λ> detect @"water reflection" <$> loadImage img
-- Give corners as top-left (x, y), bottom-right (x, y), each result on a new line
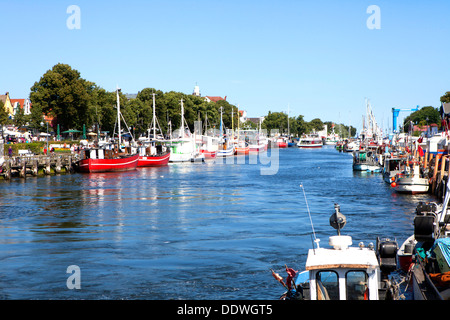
top-left (0, 148), bottom-right (441, 299)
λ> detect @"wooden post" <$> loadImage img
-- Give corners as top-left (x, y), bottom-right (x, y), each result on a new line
top-left (55, 156), bottom-right (61, 173)
top-left (424, 151), bottom-right (428, 168)
top-left (432, 154), bottom-right (441, 193)
top-left (4, 159), bottom-right (11, 180)
top-left (44, 157), bottom-right (51, 175)
top-left (19, 161), bottom-right (26, 179)
top-left (32, 159), bottom-right (38, 176)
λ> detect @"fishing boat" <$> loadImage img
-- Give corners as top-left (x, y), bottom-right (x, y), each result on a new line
top-left (200, 135), bottom-right (218, 159)
top-left (137, 143), bottom-right (170, 167)
top-left (76, 88), bottom-right (139, 173)
top-left (234, 140), bottom-right (249, 155)
top-left (297, 134), bottom-right (323, 148)
top-left (78, 147), bottom-right (139, 173)
top-left (343, 140), bottom-right (360, 152)
top-left (137, 92), bottom-right (170, 167)
top-left (200, 112), bottom-right (218, 159)
top-left (391, 165), bottom-right (429, 194)
top-left (382, 156), bottom-right (404, 183)
top-left (168, 99), bottom-right (205, 163)
top-left (216, 107), bottom-right (235, 157)
top-left (401, 192), bottom-right (450, 300)
top-left (352, 150), bottom-right (382, 172)
top-left (272, 203), bottom-right (400, 300)
top-left (276, 137), bottom-right (287, 148)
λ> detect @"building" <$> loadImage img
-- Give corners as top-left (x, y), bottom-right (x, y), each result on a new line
top-left (10, 98), bottom-right (32, 116)
top-left (204, 96), bottom-right (227, 103)
top-left (191, 84), bottom-right (227, 103)
top-left (0, 92), bottom-right (14, 118)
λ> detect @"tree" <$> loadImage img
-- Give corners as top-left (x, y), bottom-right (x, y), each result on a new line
top-left (308, 118), bottom-right (324, 132)
top-left (440, 91), bottom-right (450, 103)
top-left (30, 63), bottom-right (95, 131)
top-left (0, 100), bottom-right (9, 126)
top-left (403, 106), bottom-right (440, 132)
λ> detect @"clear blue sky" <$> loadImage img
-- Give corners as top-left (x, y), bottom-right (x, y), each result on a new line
top-left (2, 0), bottom-right (449, 132)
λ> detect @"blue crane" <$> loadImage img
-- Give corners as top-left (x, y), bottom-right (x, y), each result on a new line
top-left (392, 106), bottom-right (419, 133)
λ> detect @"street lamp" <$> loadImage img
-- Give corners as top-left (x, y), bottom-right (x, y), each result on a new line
top-left (40, 121), bottom-right (49, 155)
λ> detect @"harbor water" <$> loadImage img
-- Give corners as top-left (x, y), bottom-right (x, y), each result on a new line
top-left (0, 146), bottom-right (436, 299)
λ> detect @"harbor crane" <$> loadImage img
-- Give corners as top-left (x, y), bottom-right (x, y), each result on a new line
top-left (392, 106), bottom-right (419, 133)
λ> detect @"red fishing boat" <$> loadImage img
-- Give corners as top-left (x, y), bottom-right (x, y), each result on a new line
top-left (276, 138), bottom-right (287, 148)
top-left (77, 148), bottom-right (139, 173)
top-left (200, 149), bottom-right (217, 159)
top-left (77, 87), bottom-right (139, 173)
top-left (137, 144), bottom-right (170, 167)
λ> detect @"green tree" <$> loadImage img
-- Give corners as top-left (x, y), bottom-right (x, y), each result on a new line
top-left (308, 118), bottom-right (324, 132)
top-left (403, 106), bottom-right (440, 132)
top-left (0, 100), bottom-right (9, 126)
top-left (440, 91), bottom-right (450, 103)
top-left (30, 63), bottom-right (95, 132)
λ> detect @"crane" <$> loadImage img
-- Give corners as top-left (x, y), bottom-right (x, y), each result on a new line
top-left (392, 106), bottom-right (419, 133)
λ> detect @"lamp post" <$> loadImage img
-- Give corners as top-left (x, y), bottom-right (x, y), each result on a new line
top-left (40, 121), bottom-right (49, 155)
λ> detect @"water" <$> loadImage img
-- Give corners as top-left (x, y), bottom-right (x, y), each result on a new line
top-left (0, 147), bottom-right (436, 299)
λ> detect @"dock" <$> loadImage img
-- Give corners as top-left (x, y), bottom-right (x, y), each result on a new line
top-left (0, 154), bottom-right (77, 180)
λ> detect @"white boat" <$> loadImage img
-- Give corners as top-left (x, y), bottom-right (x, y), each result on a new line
top-left (343, 140), bottom-right (360, 152)
top-left (392, 165), bottom-right (429, 194)
top-left (382, 157), bottom-right (404, 183)
top-left (352, 150), bottom-right (382, 172)
top-left (168, 99), bottom-right (204, 163)
top-left (273, 203), bottom-right (399, 300)
top-left (297, 134), bottom-right (323, 148)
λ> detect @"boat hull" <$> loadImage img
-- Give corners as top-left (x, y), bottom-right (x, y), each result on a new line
top-left (297, 144), bottom-right (323, 148)
top-left (137, 152), bottom-right (170, 167)
top-left (353, 164), bottom-right (382, 172)
top-left (200, 150), bottom-right (217, 159)
top-left (78, 154), bottom-right (139, 173)
top-left (217, 147), bottom-right (235, 157)
top-left (235, 147), bottom-right (249, 155)
top-left (394, 177), bottom-right (429, 194)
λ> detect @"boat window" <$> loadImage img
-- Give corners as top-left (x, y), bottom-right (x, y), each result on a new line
top-left (316, 271), bottom-right (339, 300)
top-left (346, 271), bottom-right (368, 300)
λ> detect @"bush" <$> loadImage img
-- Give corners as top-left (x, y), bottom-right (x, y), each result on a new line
top-left (3, 140), bottom-right (76, 155)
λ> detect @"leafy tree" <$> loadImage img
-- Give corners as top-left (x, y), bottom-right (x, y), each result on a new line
top-left (0, 100), bottom-right (9, 126)
top-left (440, 91), bottom-right (450, 103)
top-left (403, 106), bottom-right (440, 132)
top-left (30, 63), bottom-right (95, 132)
top-left (309, 118), bottom-right (324, 132)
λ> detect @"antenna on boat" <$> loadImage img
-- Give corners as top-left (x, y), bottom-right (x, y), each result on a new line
top-left (300, 183), bottom-right (319, 249)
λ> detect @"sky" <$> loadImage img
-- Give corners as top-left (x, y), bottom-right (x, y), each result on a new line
top-left (1, 0), bottom-right (449, 133)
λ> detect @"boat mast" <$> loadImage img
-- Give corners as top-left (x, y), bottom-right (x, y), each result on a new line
top-left (152, 93), bottom-right (157, 140)
top-left (116, 87), bottom-right (121, 146)
top-left (219, 106), bottom-right (223, 138)
top-left (180, 98), bottom-right (184, 138)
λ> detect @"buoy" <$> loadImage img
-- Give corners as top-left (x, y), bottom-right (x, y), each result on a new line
top-left (391, 182), bottom-right (397, 188)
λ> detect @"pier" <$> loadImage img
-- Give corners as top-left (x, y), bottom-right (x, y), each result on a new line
top-left (0, 154), bottom-right (76, 180)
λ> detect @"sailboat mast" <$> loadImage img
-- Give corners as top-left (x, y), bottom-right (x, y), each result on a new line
top-left (116, 87), bottom-right (121, 145)
top-left (219, 106), bottom-right (223, 138)
top-left (180, 98), bottom-right (184, 138)
top-left (152, 93), bottom-right (157, 140)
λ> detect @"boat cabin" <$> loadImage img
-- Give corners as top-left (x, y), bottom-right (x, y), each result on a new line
top-left (285, 204), bottom-right (399, 300)
top-left (297, 236), bottom-right (384, 300)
